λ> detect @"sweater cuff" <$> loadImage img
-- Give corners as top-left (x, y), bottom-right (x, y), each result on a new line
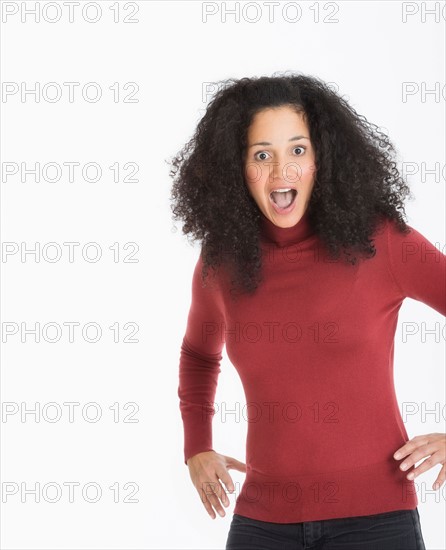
top-left (182, 415), bottom-right (214, 465)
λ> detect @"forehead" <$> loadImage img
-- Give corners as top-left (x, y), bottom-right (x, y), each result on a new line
top-left (248, 106), bottom-right (308, 133)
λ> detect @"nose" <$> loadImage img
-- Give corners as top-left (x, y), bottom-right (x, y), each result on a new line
top-left (270, 158), bottom-right (302, 186)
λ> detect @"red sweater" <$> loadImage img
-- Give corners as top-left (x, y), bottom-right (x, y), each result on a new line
top-left (178, 209), bottom-right (446, 523)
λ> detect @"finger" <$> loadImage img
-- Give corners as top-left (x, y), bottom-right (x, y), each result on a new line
top-left (209, 485), bottom-right (228, 516)
top-left (433, 465), bottom-right (446, 490)
top-left (200, 491), bottom-right (217, 519)
top-left (203, 472), bottom-right (230, 508)
top-left (198, 483), bottom-right (219, 519)
top-left (199, 480), bottom-right (227, 518)
top-left (393, 435), bottom-right (428, 461)
top-left (398, 442), bottom-right (439, 473)
top-left (211, 474), bottom-right (232, 509)
top-left (225, 457), bottom-right (247, 472)
top-left (404, 452), bottom-right (443, 480)
top-left (216, 466), bottom-right (235, 496)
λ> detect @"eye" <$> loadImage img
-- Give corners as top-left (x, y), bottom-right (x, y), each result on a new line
top-left (253, 151), bottom-right (269, 161)
top-left (253, 146), bottom-right (306, 161)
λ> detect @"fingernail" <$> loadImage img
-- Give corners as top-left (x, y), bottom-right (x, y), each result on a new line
top-left (394, 452), bottom-right (401, 459)
top-left (400, 463), bottom-right (408, 470)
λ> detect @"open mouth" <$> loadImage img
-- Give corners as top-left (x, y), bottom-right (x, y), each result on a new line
top-left (269, 189), bottom-right (298, 210)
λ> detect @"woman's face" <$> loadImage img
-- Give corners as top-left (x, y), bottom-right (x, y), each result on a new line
top-left (243, 105), bottom-right (317, 228)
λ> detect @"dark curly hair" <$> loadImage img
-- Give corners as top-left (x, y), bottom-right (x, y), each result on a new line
top-left (167, 71), bottom-right (413, 300)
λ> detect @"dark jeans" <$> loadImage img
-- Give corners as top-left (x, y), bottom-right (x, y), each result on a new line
top-left (225, 508), bottom-right (426, 550)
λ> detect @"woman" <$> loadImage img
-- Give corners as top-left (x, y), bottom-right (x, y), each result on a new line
top-left (169, 73), bottom-right (445, 549)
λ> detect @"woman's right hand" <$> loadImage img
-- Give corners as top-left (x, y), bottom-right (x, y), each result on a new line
top-left (186, 450), bottom-right (246, 519)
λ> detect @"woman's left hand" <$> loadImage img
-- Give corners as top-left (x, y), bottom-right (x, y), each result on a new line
top-left (393, 433), bottom-right (446, 490)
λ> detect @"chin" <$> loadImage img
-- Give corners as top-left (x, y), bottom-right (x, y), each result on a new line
top-left (263, 204), bottom-right (306, 228)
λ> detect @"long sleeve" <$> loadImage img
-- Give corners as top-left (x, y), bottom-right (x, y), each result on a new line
top-left (174, 214), bottom-right (444, 522)
top-left (385, 219), bottom-right (446, 316)
top-left (178, 251), bottom-right (226, 465)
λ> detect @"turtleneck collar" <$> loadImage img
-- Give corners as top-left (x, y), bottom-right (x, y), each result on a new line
top-left (259, 208), bottom-right (316, 247)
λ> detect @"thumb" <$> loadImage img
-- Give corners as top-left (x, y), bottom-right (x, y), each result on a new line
top-left (225, 456), bottom-right (247, 473)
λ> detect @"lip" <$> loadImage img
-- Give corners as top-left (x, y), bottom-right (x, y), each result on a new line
top-left (268, 188), bottom-right (298, 215)
top-left (269, 186), bottom-right (297, 194)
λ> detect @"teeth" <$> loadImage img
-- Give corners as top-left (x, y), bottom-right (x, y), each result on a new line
top-left (273, 188), bottom-right (292, 193)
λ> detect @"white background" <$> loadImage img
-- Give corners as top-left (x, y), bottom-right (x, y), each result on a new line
top-left (1, 0), bottom-right (445, 548)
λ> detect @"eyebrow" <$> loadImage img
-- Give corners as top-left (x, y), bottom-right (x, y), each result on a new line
top-left (248, 135), bottom-right (310, 148)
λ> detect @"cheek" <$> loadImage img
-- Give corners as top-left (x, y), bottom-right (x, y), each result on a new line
top-left (301, 162), bottom-right (317, 183)
top-left (244, 163), bottom-right (263, 186)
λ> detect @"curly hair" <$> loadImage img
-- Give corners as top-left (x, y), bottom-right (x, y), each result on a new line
top-left (168, 72), bottom-right (413, 300)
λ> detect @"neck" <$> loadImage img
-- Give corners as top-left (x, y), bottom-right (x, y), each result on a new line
top-left (259, 208), bottom-right (315, 247)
